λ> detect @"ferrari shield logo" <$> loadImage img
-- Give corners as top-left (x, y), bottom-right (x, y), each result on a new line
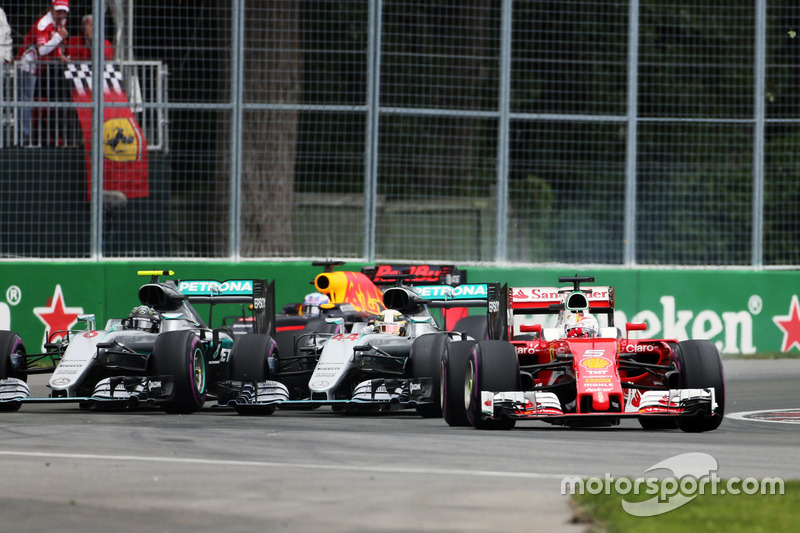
top-left (103, 117), bottom-right (142, 162)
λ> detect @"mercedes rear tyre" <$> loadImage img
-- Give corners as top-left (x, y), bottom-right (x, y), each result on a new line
top-left (453, 315), bottom-right (489, 340)
top-left (441, 340), bottom-right (476, 426)
top-left (466, 340), bottom-right (519, 430)
top-left (229, 333), bottom-right (274, 382)
top-left (229, 334), bottom-right (277, 415)
top-left (152, 330), bottom-right (207, 414)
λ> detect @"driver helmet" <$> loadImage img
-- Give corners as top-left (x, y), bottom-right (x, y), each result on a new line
top-left (125, 305), bottom-right (161, 333)
top-left (302, 292), bottom-right (329, 317)
top-left (564, 312), bottom-right (599, 338)
top-left (374, 309), bottom-right (407, 335)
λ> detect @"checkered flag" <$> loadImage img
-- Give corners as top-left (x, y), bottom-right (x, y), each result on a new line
top-left (64, 63), bottom-right (124, 97)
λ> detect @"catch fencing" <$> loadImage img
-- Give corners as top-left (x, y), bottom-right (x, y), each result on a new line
top-left (0, 0), bottom-right (797, 267)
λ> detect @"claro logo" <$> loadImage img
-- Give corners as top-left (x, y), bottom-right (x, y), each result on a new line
top-left (618, 295), bottom-right (755, 355)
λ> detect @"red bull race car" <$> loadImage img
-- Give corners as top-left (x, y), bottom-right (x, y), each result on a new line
top-left (441, 275), bottom-right (725, 432)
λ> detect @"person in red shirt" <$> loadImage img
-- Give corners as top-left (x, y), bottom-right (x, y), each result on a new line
top-left (65, 14), bottom-right (114, 62)
top-left (17, 0), bottom-right (71, 146)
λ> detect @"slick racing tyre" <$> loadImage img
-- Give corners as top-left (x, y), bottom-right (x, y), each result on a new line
top-left (229, 334), bottom-right (275, 382)
top-left (0, 331), bottom-right (27, 412)
top-left (673, 340), bottom-right (725, 433)
top-left (453, 315), bottom-right (489, 340)
top-left (152, 330), bottom-right (207, 414)
top-left (441, 340), bottom-right (476, 427)
top-left (466, 340), bottom-right (519, 430)
top-left (229, 334), bottom-right (277, 415)
top-left (638, 417), bottom-right (678, 430)
top-left (409, 333), bottom-right (450, 418)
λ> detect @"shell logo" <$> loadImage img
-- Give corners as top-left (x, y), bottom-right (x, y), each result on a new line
top-left (581, 357), bottom-right (611, 369)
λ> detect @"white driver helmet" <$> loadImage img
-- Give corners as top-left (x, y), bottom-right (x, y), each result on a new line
top-left (375, 309), bottom-right (407, 335)
top-left (565, 312), bottom-right (599, 338)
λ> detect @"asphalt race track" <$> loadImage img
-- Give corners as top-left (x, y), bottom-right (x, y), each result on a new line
top-left (0, 359), bottom-right (797, 533)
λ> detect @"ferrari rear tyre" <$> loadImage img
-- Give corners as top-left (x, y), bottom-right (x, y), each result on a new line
top-left (0, 331), bottom-right (26, 412)
top-left (441, 340), bottom-right (476, 426)
top-left (673, 340), bottom-right (725, 433)
top-left (466, 340), bottom-right (518, 430)
top-left (153, 330), bottom-right (206, 414)
top-left (409, 333), bottom-right (450, 418)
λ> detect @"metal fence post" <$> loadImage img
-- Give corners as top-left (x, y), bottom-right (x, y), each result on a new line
top-left (752, 0), bottom-right (766, 268)
top-left (230, 0), bottom-right (244, 260)
top-left (624, 0), bottom-right (639, 267)
top-left (90, 0), bottom-right (106, 258)
top-left (364, 0), bottom-right (382, 261)
top-left (494, 0), bottom-right (512, 264)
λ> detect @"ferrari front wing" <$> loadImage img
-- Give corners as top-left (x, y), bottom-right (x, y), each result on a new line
top-left (480, 387), bottom-right (718, 424)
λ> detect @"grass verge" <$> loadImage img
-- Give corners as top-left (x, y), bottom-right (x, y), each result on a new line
top-left (571, 479), bottom-right (797, 533)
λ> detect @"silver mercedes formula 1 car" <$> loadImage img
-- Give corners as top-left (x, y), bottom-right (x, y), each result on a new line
top-left (219, 280), bottom-right (503, 416)
top-left (0, 270), bottom-right (275, 414)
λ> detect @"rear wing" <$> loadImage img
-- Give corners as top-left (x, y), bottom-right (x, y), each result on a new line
top-left (504, 285), bottom-right (615, 333)
top-left (383, 282), bottom-right (507, 341)
top-left (413, 283), bottom-right (491, 308)
top-left (362, 264), bottom-right (466, 286)
top-left (176, 278), bottom-right (276, 336)
top-left (507, 285), bottom-right (614, 313)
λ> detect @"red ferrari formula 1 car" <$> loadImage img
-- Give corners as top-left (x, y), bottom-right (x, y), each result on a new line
top-left (441, 275), bottom-right (724, 432)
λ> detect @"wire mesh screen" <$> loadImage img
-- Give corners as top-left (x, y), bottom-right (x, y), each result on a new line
top-left (0, 0), bottom-right (798, 267)
top-left (509, 120), bottom-right (627, 265)
top-left (766, 1), bottom-right (800, 266)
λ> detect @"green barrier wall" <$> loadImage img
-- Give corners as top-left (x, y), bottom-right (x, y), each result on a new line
top-left (1, 261), bottom-right (798, 356)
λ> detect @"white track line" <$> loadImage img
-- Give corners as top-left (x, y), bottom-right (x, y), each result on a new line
top-left (0, 449), bottom-right (575, 480)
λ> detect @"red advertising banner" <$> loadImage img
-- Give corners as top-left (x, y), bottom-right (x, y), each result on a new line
top-left (64, 63), bottom-right (149, 200)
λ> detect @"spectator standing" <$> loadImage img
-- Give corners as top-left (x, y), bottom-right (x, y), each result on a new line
top-left (66, 14), bottom-right (113, 61)
top-left (17, 0), bottom-right (70, 146)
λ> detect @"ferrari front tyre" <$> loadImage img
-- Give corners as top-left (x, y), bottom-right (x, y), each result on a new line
top-left (0, 331), bottom-right (27, 412)
top-left (152, 330), bottom-right (207, 414)
top-left (441, 340), bottom-right (476, 427)
top-left (409, 333), bottom-right (450, 418)
top-left (673, 340), bottom-right (725, 433)
top-left (638, 417), bottom-right (678, 430)
top-left (466, 340), bottom-right (519, 430)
